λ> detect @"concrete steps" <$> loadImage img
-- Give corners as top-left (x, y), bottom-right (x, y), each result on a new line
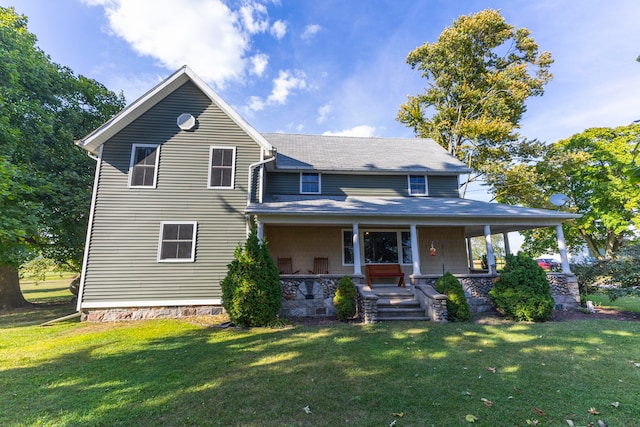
top-left (372, 285), bottom-right (429, 321)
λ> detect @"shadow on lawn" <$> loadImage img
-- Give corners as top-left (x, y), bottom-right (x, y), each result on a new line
top-left (2, 318), bottom-right (640, 426)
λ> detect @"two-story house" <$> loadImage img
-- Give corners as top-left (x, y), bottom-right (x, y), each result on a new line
top-left (75, 66), bottom-right (580, 321)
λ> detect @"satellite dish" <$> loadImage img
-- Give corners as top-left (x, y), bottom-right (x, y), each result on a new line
top-left (177, 113), bottom-right (196, 131)
top-left (549, 193), bottom-right (569, 207)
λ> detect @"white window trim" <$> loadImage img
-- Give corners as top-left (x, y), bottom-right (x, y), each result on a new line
top-left (346, 229), bottom-right (412, 266)
top-left (408, 174), bottom-right (428, 196)
top-left (208, 146), bottom-right (236, 189)
top-left (300, 172), bottom-right (321, 194)
top-left (128, 144), bottom-right (160, 188)
top-left (157, 221), bottom-right (198, 263)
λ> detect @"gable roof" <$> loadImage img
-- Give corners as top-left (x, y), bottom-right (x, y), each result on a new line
top-left (262, 133), bottom-right (471, 174)
top-left (76, 66), bottom-right (273, 155)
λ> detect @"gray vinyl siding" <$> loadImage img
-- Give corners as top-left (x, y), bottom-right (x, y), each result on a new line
top-left (266, 172), bottom-right (460, 198)
top-left (82, 81), bottom-right (261, 305)
top-left (428, 176), bottom-right (459, 197)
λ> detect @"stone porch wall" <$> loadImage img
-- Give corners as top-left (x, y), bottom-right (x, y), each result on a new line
top-left (82, 306), bottom-right (224, 322)
top-left (280, 274), bottom-right (365, 318)
top-left (411, 273), bottom-right (581, 313)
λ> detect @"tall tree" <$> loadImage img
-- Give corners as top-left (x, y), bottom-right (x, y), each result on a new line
top-left (397, 9), bottom-right (553, 196)
top-left (0, 7), bottom-right (125, 308)
top-left (486, 124), bottom-right (640, 259)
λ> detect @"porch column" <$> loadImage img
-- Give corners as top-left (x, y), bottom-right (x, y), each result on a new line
top-left (410, 224), bottom-right (421, 276)
top-left (503, 232), bottom-right (511, 256)
top-left (556, 224), bottom-right (572, 274)
top-left (484, 225), bottom-right (496, 275)
top-left (256, 220), bottom-right (264, 243)
top-left (466, 238), bottom-right (474, 270)
top-left (352, 223), bottom-right (362, 275)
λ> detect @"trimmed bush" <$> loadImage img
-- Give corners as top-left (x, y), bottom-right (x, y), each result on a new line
top-left (435, 272), bottom-right (470, 322)
top-left (489, 253), bottom-right (555, 322)
top-left (333, 275), bottom-right (357, 320)
top-left (220, 227), bottom-right (281, 327)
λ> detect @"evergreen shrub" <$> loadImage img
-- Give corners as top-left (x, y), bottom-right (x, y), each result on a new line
top-left (489, 253), bottom-right (555, 322)
top-left (435, 272), bottom-right (470, 321)
top-left (333, 275), bottom-right (356, 320)
top-left (220, 227), bottom-right (281, 327)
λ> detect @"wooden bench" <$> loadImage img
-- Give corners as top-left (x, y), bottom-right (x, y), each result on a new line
top-left (366, 264), bottom-right (406, 288)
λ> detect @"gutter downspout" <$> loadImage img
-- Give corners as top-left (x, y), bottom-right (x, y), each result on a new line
top-left (246, 149), bottom-right (276, 237)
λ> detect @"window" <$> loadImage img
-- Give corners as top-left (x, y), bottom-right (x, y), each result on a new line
top-left (158, 222), bottom-right (197, 262)
top-left (342, 230), bottom-right (354, 265)
top-left (129, 144), bottom-right (159, 187)
top-left (300, 172), bottom-right (321, 194)
top-left (208, 147), bottom-right (236, 189)
top-left (352, 230), bottom-right (412, 264)
top-left (408, 175), bottom-right (427, 196)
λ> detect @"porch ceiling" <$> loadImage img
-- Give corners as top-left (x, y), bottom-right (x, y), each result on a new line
top-left (246, 195), bottom-right (580, 237)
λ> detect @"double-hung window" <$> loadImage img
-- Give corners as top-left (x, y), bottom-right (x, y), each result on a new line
top-left (209, 146), bottom-right (236, 189)
top-left (158, 222), bottom-right (197, 262)
top-left (408, 175), bottom-right (428, 196)
top-left (129, 144), bottom-right (159, 188)
top-left (300, 172), bottom-right (321, 194)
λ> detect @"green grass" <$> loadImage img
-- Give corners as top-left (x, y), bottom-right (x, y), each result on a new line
top-left (2, 308), bottom-right (640, 426)
top-left (588, 293), bottom-right (640, 313)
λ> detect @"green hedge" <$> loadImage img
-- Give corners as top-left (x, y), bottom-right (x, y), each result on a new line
top-left (333, 275), bottom-right (356, 320)
top-left (489, 253), bottom-right (555, 322)
top-left (221, 227), bottom-right (281, 327)
top-left (435, 272), bottom-right (470, 322)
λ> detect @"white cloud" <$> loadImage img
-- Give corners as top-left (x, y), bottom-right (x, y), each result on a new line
top-left (317, 104), bottom-right (333, 124)
top-left (267, 69), bottom-right (307, 105)
top-left (323, 125), bottom-right (377, 137)
top-left (247, 95), bottom-right (265, 112)
top-left (239, 3), bottom-right (268, 34)
top-left (301, 23), bottom-right (322, 40)
top-left (83, 0), bottom-right (284, 88)
top-left (270, 20), bottom-right (287, 39)
top-left (250, 53), bottom-right (269, 76)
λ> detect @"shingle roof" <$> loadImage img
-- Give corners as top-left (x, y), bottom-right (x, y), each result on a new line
top-left (246, 195), bottom-right (580, 236)
top-left (262, 133), bottom-right (471, 174)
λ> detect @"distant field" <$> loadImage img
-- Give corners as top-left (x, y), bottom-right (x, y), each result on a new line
top-left (20, 272), bottom-right (77, 304)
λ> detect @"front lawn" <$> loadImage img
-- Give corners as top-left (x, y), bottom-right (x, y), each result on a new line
top-left (588, 293), bottom-right (640, 313)
top-left (1, 306), bottom-right (639, 426)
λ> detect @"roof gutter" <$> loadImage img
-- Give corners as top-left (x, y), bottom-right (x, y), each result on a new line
top-left (247, 149), bottom-right (277, 206)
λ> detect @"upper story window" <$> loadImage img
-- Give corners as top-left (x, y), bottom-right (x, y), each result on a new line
top-left (408, 175), bottom-right (428, 196)
top-left (209, 146), bottom-right (236, 189)
top-left (129, 144), bottom-right (159, 188)
top-left (158, 221), bottom-right (197, 262)
top-left (300, 172), bottom-right (321, 194)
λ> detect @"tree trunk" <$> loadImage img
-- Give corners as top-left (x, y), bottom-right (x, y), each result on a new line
top-left (0, 265), bottom-right (28, 309)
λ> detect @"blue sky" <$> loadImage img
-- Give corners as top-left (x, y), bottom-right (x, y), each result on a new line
top-left (10, 0), bottom-right (640, 144)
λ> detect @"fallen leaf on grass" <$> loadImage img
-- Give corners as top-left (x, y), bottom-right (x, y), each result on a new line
top-left (392, 412), bottom-right (404, 418)
top-left (481, 398), bottom-right (494, 407)
top-left (566, 420), bottom-right (575, 427)
top-left (389, 420), bottom-right (396, 427)
top-left (611, 401), bottom-right (619, 408)
top-left (534, 408), bottom-right (546, 416)
top-left (465, 414), bottom-right (478, 422)
top-left (526, 420), bottom-right (539, 425)
top-left (588, 407), bottom-right (600, 415)
top-left (485, 366), bottom-right (496, 373)
top-left (597, 420), bottom-right (606, 427)
top-left (461, 390), bottom-right (472, 396)
top-left (303, 405), bottom-right (312, 414)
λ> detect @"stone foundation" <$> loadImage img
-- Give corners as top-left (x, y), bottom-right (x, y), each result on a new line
top-left (82, 305), bottom-right (224, 322)
top-left (280, 274), bottom-right (364, 318)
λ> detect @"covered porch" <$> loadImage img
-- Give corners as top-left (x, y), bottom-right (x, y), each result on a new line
top-left (246, 195), bottom-right (582, 320)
